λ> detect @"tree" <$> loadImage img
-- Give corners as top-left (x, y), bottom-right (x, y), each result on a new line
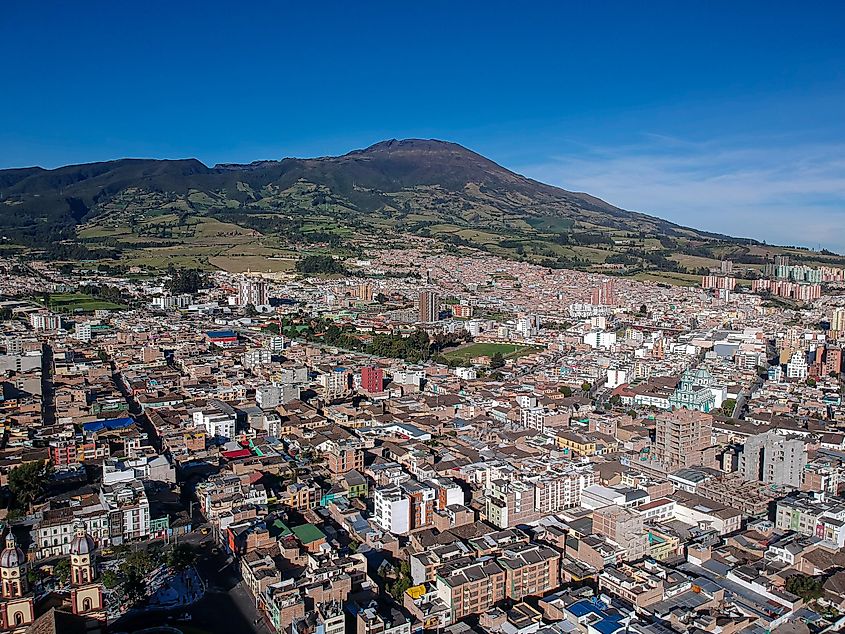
top-left (721, 398), bottom-right (737, 417)
top-left (785, 575), bottom-right (824, 601)
top-left (8, 460), bottom-right (53, 512)
top-left (490, 352), bottom-right (505, 369)
top-left (101, 570), bottom-right (120, 589)
top-left (123, 568), bottom-right (147, 604)
top-left (806, 377), bottom-right (817, 387)
top-left (245, 303), bottom-right (258, 317)
top-left (53, 558), bottom-right (70, 585)
top-left (638, 304), bottom-right (648, 315)
top-left (167, 543), bottom-right (196, 572)
top-left (386, 560), bottom-right (413, 601)
top-left (375, 292), bottom-right (387, 304)
top-left (581, 381), bottom-right (592, 392)
top-left (296, 255), bottom-right (345, 275)
top-left (165, 266), bottom-right (208, 294)
top-left (559, 386), bottom-right (573, 397)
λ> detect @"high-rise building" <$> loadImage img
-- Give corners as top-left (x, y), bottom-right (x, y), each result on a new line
top-left (590, 279), bottom-right (616, 306)
top-left (720, 259), bottom-right (734, 275)
top-left (418, 291), bottom-right (440, 323)
top-left (740, 431), bottom-right (807, 489)
top-left (831, 308), bottom-right (845, 335)
top-left (360, 366), bottom-right (384, 393)
top-left (701, 275), bottom-right (736, 291)
top-left (30, 312), bottom-right (60, 331)
top-left (238, 278), bottom-right (268, 307)
top-left (357, 283), bottom-right (374, 302)
top-left (653, 409), bottom-right (716, 471)
top-left (825, 346), bottom-right (842, 375)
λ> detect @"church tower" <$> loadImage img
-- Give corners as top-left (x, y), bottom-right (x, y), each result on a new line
top-left (69, 522), bottom-right (104, 618)
top-left (0, 531), bottom-right (34, 632)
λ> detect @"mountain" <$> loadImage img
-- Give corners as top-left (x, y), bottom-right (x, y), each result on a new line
top-left (0, 139), bottom-right (840, 272)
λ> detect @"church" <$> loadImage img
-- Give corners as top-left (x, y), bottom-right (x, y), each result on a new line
top-left (0, 522), bottom-right (105, 633)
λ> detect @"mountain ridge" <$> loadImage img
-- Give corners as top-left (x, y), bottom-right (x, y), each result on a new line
top-left (1, 138), bottom-right (840, 272)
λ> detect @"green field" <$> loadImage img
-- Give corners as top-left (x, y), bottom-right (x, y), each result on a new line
top-left (43, 293), bottom-right (125, 312)
top-left (443, 342), bottom-right (540, 364)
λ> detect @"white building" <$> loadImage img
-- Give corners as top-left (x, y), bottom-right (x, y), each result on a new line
top-left (73, 322), bottom-right (92, 342)
top-left (454, 367), bottom-right (477, 380)
top-left (30, 312), bottom-right (60, 331)
top-left (583, 330), bottom-right (617, 350)
top-left (606, 368), bottom-right (627, 389)
top-left (374, 485), bottom-right (411, 535)
top-left (786, 351), bottom-right (808, 380)
top-left (243, 348), bottom-right (272, 369)
top-left (192, 399), bottom-right (237, 440)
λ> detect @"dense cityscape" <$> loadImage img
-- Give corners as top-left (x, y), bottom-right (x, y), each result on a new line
top-left (0, 238), bottom-right (844, 634)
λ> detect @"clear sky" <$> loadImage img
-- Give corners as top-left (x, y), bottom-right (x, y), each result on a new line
top-left (3, 1), bottom-right (844, 250)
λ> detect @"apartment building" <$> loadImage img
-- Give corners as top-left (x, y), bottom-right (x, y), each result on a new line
top-left (100, 478), bottom-right (150, 544)
top-left (775, 493), bottom-right (845, 547)
top-left (374, 485), bottom-right (411, 535)
top-left (592, 505), bottom-right (648, 560)
top-left (740, 431), bottom-right (808, 489)
top-left (497, 542), bottom-right (561, 600)
top-left (435, 558), bottom-right (506, 621)
top-left (192, 399), bottom-right (237, 440)
top-left (654, 409), bottom-right (717, 471)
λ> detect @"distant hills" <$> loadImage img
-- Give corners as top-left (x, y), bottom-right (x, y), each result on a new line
top-left (1, 139), bottom-right (841, 273)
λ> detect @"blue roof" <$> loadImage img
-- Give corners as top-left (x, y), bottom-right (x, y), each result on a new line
top-left (594, 619), bottom-right (623, 634)
top-left (83, 417), bottom-right (134, 433)
top-left (568, 600), bottom-right (601, 618)
top-left (207, 330), bottom-right (237, 338)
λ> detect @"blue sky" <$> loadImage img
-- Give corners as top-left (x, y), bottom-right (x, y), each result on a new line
top-left (2, 1), bottom-right (844, 249)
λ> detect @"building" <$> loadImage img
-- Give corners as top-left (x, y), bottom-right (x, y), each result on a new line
top-left (418, 291), bottom-right (440, 323)
top-left (326, 441), bottom-right (364, 476)
top-left (29, 312), bottom-right (60, 331)
top-left (590, 279), bottom-right (616, 306)
top-left (668, 368), bottom-right (716, 412)
top-left (360, 366), bottom-right (384, 393)
top-left (244, 348), bottom-right (272, 369)
top-left (73, 322), bottom-right (92, 342)
top-left (653, 409), bottom-right (716, 471)
top-left (238, 278), bottom-right (268, 307)
top-left (786, 351), bottom-right (809, 380)
top-left (192, 399), bottom-right (237, 440)
top-left (0, 533), bottom-right (33, 632)
top-left (775, 493), bottom-right (845, 548)
top-left (740, 431), bottom-right (808, 489)
top-left (497, 542), bottom-right (561, 600)
top-left (435, 558), bottom-right (505, 621)
top-left (701, 275), bottom-right (736, 291)
top-left (68, 522), bottom-right (105, 620)
top-left (322, 367), bottom-right (352, 398)
top-left (100, 479), bottom-right (151, 544)
top-left (592, 505), bottom-right (648, 560)
top-left (358, 283), bottom-right (374, 302)
top-left (832, 307), bottom-right (845, 336)
top-left (374, 486), bottom-right (411, 535)
top-left (583, 330), bottom-right (617, 350)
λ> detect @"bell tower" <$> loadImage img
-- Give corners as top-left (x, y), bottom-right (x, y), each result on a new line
top-left (68, 522), bottom-right (104, 618)
top-left (0, 531), bottom-right (34, 632)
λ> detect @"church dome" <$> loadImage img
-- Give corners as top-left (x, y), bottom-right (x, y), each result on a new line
top-left (69, 522), bottom-right (95, 556)
top-left (0, 534), bottom-right (24, 569)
